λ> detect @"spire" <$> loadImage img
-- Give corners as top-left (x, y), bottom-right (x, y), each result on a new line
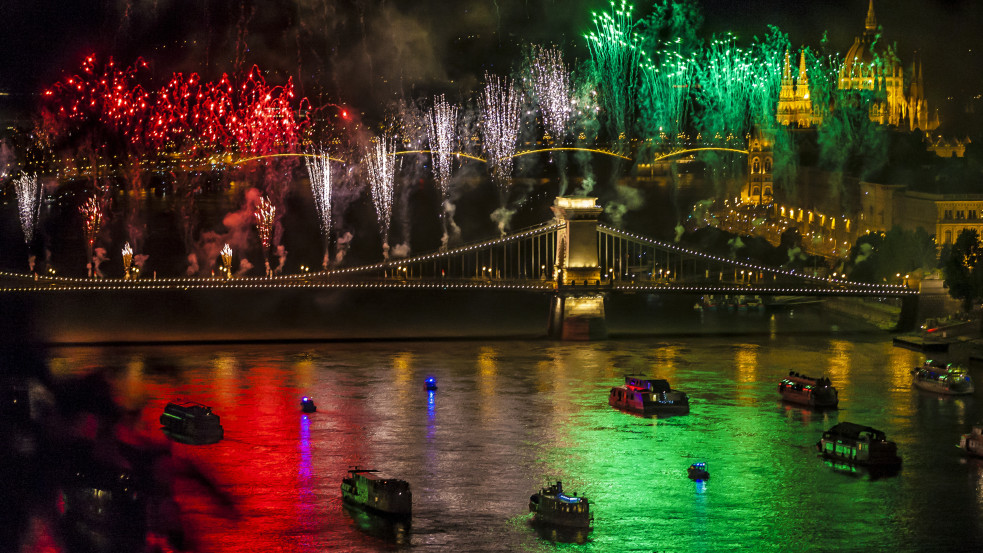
top-left (783, 49), bottom-right (792, 80)
top-left (865, 0), bottom-right (877, 32)
top-left (798, 51), bottom-right (809, 85)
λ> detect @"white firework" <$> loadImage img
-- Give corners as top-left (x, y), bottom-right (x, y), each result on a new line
top-left (304, 150), bottom-right (332, 240)
top-left (480, 72), bottom-right (523, 199)
top-left (14, 174), bottom-right (41, 243)
top-left (365, 133), bottom-right (400, 257)
top-left (531, 45), bottom-right (572, 141)
top-left (427, 95), bottom-right (458, 199)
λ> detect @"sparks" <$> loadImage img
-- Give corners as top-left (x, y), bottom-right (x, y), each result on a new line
top-left (480, 73), bottom-right (523, 200)
top-left (13, 174), bottom-right (41, 244)
top-left (365, 133), bottom-right (400, 259)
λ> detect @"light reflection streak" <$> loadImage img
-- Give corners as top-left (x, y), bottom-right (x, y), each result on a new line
top-left (735, 344), bottom-right (758, 384)
top-left (826, 340), bottom-right (853, 394)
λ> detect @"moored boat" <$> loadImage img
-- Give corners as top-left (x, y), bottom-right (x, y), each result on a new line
top-left (911, 360), bottom-right (974, 395)
top-left (341, 468), bottom-right (412, 518)
top-left (529, 481), bottom-right (592, 529)
top-left (609, 375), bottom-right (689, 416)
top-left (159, 401), bottom-right (224, 445)
top-left (959, 426), bottom-right (983, 457)
top-left (817, 422), bottom-right (901, 467)
top-left (778, 371), bottom-right (838, 408)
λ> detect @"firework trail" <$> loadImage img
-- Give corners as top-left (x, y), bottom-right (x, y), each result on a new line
top-left (14, 174), bottom-right (41, 244)
top-left (221, 243), bottom-right (233, 278)
top-left (637, 41), bottom-right (696, 146)
top-left (584, 0), bottom-right (641, 146)
top-left (480, 73), bottom-right (523, 202)
top-left (365, 133), bottom-right (400, 259)
top-left (427, 95), bottom-right (458, 200)
top-left (304, 150), bottom-right (333, 267)
top-left (530, 45), bottom-right (572, 142)
top-left (80, 196), bottom-right (104, 277)
top-left (122, 242), bottom-right (133, 279)
top-left (254, 196), bottom-right (276, 252)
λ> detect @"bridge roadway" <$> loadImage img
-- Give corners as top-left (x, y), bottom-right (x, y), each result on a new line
top-left (0, 271), bottom-right (918, 298)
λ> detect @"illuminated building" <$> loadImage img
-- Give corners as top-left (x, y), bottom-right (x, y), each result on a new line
top-left (776, 50), bottom-right (820, 128)
top-left (742, 129), bottom-right (773, 206)
top-left (859, 182), bottom-right (983, 249)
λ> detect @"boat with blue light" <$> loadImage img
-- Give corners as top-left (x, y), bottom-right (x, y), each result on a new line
top-left (424, 377), bottom-right (437, 391)
top-left (529, 481), bottom-right (592, 529)
top-left (817, 422), bottom-right (901, 468)
top-left (778, 371), bottom-right (838, 408)
top-left (912, 360), bottom-right (974, 395)
top-left (609, 375), bottom-right (689, 415)
top-left (159, 401), bottom-right (224, 445)
top-left (301, 396), bottom-right (317, 413)
top-left (341, 467), bottom-right (412, 519)
top-left (688, 462), bottom-right (710, 481)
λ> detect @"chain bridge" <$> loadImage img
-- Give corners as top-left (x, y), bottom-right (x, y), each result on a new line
top-left (1, 196), bottom-right (916, 340)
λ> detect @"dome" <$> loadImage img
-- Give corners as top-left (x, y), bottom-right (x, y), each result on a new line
top-left (840, 0), bottom-right (896, 79)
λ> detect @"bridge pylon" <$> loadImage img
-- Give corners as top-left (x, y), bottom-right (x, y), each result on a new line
top-left (548, 196), bottom-right (607, 340)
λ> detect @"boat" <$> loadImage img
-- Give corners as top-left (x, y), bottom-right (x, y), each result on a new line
top-left (159, 401), bottom-right (224, 445)
top-left (816, 422), bottom-right (901, 467)
top-left (778, 371), bottom-right (839, 408)
top-left (341, 468), bottom-right (412, 519)
top-left (300, 396), bottom-right (317, 413)
top-left (424, 376), bottom-right (437, 391)
top-left (609, 375), bottom-right (690, 415)
top-left (528, 481), bottom-right (592, 529)
top-left (911, 360), bottom-right (974, 395)
top-left (959, 426), bottom-right (983, 457)
top-left (687, 462), bottom-right (710, 481)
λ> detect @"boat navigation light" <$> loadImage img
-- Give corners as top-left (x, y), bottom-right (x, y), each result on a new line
top-left (425, 377), bottom-right (438, 391)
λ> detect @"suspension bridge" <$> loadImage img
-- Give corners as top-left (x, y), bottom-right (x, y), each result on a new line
top-left (0, 196), bottom-right (916, 340)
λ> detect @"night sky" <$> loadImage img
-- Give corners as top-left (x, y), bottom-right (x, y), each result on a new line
top-left (1, 0), bottom-right (980, 125)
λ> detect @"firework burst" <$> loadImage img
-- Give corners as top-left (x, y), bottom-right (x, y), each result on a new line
top-left (122, 242), bottom-right (133, 279)
top-left (365, 133), bottom-right (400, 258)
top-left (584, 0), bottom-right (641, 143)
top-left (427, 95), bottom-right (458, 200)
top-left (480, 73), bottom-right (523, 200)
top-left (221, 243), bottom-right (233, 278)
top-left (14, 174), bottom-right (41, 244)
top-left (254, 196), bottom-right (276, 252)
top-left (530, 45), bottom-right (572, 142)
top-left (304, 150), bottom-right (333, 240)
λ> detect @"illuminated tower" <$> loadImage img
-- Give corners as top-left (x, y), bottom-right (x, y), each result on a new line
top-left (548, 196), bottom-right (606, 340)
top-left (777, 50), bottom-right (819, 128)
top-left (742, 130), bottom-right (774, 206)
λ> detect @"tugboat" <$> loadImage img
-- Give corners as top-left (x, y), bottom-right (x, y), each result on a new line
top-left (159, 401), bottom-right (224, 445)
top-left (817, 422), bottom-right (901, 467)
top-left (912, 360), bottom-right (974, 395)
top-left (341, 468), bottom-right (412, 519)
top-left (687, 462), bottom-right (710, 481)
top-left (778, 371), bottom-right (839, 408)
top-left (609, 375), bottom-right (689, 415)
top-left (959, 426), bottom-right (983, 457)
top-left (529, 481), bottom-right (592, 529)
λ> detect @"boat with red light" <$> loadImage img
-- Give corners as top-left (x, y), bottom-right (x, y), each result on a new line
top-left (778, 371), bottom-right (838, 408)
top-left (609, 375), bottom-right (689, 415)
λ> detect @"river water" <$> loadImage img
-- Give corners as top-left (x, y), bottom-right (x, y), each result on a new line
top-left (37, 308), bottom-right (983, 553)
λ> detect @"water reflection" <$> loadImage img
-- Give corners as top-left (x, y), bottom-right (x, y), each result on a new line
top-left (342, 504), bottom-right (411, 545)
top-left (529, 519), bottom-right (590, 545)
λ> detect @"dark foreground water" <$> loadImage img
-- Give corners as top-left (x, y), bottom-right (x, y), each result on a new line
top-left (29, 310), bottom-right (983, 552)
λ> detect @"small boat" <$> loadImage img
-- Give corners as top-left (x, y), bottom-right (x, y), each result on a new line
top-left (424, 377), bottom-right (437, 391)
top-left (160, 401), bottom-right (224, 445)
top-left (959, 426), bottom-right (983, 457)
top-left (816, 422), bottom-right (901, 467)
top-left (341, 468), bottom-right (411, 519)
top-left (778, 371), bottom-right (838, 408)
top-left (609, 375), bottom-right (689, 415)
top-left (687, 462), bottom-right (710, 481)
top-left (529, 481), bottom-right (592, 529)
top-left (912, 360), bottom-right (974, 395)
top-left (301, 396), bottom-right (317, 413)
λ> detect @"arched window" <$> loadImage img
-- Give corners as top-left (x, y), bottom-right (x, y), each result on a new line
top-left (752, 158), bottom-right (761, 173)
top-left (752, 187), bottom-right (760, 197)
top-left (763, 186), bottom-right (772, 196)
top-left (764, 158), bottom-right (773, 172)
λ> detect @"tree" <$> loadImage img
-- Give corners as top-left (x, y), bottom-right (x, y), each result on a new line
top-left (940, 229), bottom-right (983, 312)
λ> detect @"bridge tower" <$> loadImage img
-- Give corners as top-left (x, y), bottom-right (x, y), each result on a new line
top-left (548, 196), bottom-right (607, 340)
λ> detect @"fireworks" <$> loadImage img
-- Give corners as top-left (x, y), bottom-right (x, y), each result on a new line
top-left (480, 73), bottom-right (523, 199)
top-left (221, 243), bottom-right (233, 278)
top-left (80, 196), bottom-right (104, 249)
top-left (584, 0), bottom-right (641, 142)
top-left (305, 150), bottom-right (333, 240)
top-left (427, 95), bottom-right (458, 200)
top-left (14, 174), bottom-right (41, 243)
top-left (254, 196), bottom-right (276, 252)
top-left (365, 133), bottom-right (400, 258)
top-left (122, 242), bottom-right (133, 278)
top-left (530, 45), bottom-right (572, 142)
